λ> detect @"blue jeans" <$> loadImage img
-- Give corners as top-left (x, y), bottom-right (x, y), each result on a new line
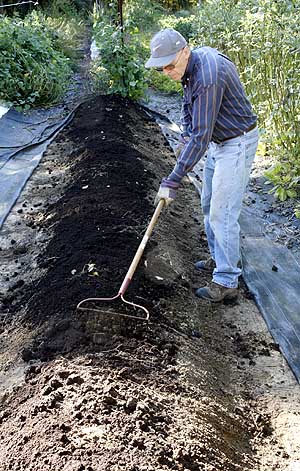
top-left (201, 127), bottom-right (259, 288)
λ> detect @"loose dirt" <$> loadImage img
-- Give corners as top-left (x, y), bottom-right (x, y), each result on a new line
top-left (0, 95), bottom-right (300, 471)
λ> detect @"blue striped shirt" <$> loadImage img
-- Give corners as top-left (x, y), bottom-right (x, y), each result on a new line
top-left (163, 47), bottom-right (257, 188)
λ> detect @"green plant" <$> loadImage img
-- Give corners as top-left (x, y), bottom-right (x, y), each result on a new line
top-left (40, 15), bottom-right (86, 64)
top-left (265, 161), bottom-right (300, 201)
top-left (45, 0), bottom-right (78, 17)
top-left (0, 15), bottom-right (72, 109)
top-left (90, 63), bottom-right (111, 93)
top-left (124, 0), bottom-right (165, 31)
top-left (92, 20), bottom-right (147, 99)
top-left (156, 0), bottom-right (198, 11)
top-left (159, 13), bottom-right (198, 41)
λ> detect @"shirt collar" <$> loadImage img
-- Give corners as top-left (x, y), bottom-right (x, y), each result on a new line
top-left (182, 50), bottom-right (196, 85)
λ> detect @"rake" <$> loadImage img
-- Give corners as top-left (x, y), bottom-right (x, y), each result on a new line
top-left (77, 199), bottom-right (165, 321)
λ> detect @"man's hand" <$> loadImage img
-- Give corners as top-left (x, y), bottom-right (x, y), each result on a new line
top-left (154, 185), bottom-right (177, 207)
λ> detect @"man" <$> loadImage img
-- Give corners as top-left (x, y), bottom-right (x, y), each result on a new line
top-left (145, 28), bottom-right (259, 303)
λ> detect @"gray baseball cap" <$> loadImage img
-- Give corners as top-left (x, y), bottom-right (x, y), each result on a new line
top-left (145, 28), bottom-right (187, 68)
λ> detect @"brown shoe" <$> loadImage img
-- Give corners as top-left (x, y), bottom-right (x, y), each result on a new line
top-left (195, 281), bottom-right (238, 302)
top-left (194, 257), bottom-right (216, 273)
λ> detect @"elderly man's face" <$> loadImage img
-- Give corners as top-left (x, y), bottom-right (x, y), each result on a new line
top-left (161, 47), bottom-right (191, 81)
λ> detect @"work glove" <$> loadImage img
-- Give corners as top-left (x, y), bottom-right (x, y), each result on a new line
top-left (154, 185), bottom-right (177, 207)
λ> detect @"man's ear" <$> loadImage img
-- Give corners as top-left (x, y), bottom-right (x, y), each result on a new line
top-left (184, 46), bottom-right (191, 58)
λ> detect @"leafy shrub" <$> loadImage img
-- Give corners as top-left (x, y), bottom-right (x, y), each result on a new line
top-left (265, 160), bottom-right (300, 205)
top-left (44, 0), bottom-right (79, 16)
top-left (159, 14), bottom-right (198, 41)
top-left (124, 0), bottom-right (165, 31)
top-left (35, 0), bottom-right (92, 13)
top-left (156, 0), bottom-right (198, 11)
top-left (0, 15), bottom-right (72, 109)
top-left (92, 20), bottom-right (147, 100)
top-left (39, 3), bottom-right (87, 63)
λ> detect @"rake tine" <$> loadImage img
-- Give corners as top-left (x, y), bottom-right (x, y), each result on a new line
top-left (77, 294), bottom-right (149, 321)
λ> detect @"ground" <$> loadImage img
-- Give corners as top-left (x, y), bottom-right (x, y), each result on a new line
top-left (0, 95), bottom-right (300, 471)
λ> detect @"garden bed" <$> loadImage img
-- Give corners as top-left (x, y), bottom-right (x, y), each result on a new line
top-left (0, 95), bottom-right (298, 471)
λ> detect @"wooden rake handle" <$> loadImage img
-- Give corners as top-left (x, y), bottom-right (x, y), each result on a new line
top-left (119, 199), bottom-right (165, 295)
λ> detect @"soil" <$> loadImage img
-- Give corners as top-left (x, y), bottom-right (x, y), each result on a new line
top-left (1, 94), bottom-right (300, 471)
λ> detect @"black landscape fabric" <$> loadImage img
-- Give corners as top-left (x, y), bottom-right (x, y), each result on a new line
top-left (240, 209), bottom-right (300, 382)
top-left (0, 107), bottom-right (74, 228)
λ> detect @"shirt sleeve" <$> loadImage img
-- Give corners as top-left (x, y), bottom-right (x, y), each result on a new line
top-left (180, 100), bottom-right (192, 138)
top-left (164, 84), bottom-right (223, 187)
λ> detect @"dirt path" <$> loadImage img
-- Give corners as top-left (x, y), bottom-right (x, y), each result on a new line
top-left (0, 95), bottom-right (300, 470)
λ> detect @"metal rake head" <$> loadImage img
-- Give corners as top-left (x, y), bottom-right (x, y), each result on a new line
top-left (76, 293), bottom-right (150, 321)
